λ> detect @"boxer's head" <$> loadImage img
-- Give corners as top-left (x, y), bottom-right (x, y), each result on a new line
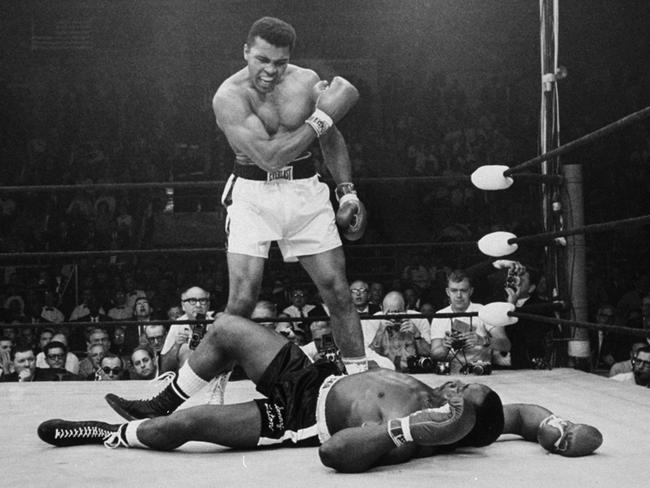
top-left (244, 17), bottom-right (295, 93)
top-left (438, 380), bottom-right (504, 448)
top-left (246, 17), bottom-right (296, 52)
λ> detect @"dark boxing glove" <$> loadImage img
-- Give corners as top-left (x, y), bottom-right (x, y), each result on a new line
top-left (335, 182), bottom-right (367, 241)
top-left (387, 394), bottom-right (476, 447)
top-left (537, 415), bottom-right (603, 457)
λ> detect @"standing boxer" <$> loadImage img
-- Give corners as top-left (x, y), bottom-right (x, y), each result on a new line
top-left (104, 16), bottom-right (368, 419)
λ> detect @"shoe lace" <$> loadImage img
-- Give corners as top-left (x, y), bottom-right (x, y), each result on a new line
top-left (103, 425), bottom-right (129, 449)
top-left (206, 371), bottom-right (231, 405)
top-left (140, 371), bottom-right (176, 401)
top-left (55, 424), bottom-right (111, 440)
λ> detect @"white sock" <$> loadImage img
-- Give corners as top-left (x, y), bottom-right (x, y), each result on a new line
top-left (342, 356), bottom-right (368, 374)
top-left (124, 420), bottom-right (148, 448)
top-left (175, 363), bottom-right (209, 397)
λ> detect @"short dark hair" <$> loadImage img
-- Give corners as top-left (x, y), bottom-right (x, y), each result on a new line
top-left (247, 16), bottom-right (296, 51)
top-left (131, 345), bottom-right (155, 360)
top-left (634, 345), bottom-right (650, 358)
top-left (453, 390), bottom-right (504, 448)
top-left (10, 342), bottom-right (34, 361)
top-left (447, 269), bottom-right (472, 286)
top-left (44, 340), bottom-right (67, 356)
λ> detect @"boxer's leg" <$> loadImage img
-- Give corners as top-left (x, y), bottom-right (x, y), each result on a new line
top-left (299, 247), bottom-right (367, 373)
top-left (39, 401), bottom-right (262, 450)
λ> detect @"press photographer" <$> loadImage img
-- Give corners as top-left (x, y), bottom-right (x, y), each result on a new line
top-left (430, 270), bottom-right (511, 374)
top-left (369, 291), bottom-right (432, 373)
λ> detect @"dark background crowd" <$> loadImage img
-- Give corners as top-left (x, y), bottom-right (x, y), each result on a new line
top-left (1, 1), bottom-right (649, 381)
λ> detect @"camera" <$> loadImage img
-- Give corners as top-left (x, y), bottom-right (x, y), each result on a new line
top-left (449, 330), bottom-right (466, 350)
top-left (317, 333), bottom-right (340, 363)
top-left (189, 314), bottom-right (207, 350)
top-left (459, 361), bottom-right (492, 376)
top-left (506, 263), bottom-right (527, 291)
top-left (434, 361), bottom-right (451, 375)
top-left (407, 355), bottom-right (436, 374)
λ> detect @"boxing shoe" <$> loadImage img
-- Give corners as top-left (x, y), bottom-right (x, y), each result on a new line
top-left (105, 379), bottom-right (188, 420)
top-left (537, 415), bottom-right (603, 457)
top-left (38, 419), bottom-right (127, 448)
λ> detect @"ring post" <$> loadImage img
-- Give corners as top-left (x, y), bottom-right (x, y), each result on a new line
top-left (562, 164), bottom-right (591, 368)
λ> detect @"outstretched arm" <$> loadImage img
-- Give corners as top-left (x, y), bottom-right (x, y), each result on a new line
top-left (503, 403), bottom-right (603, 457)
top-left (503, 403), bottom-right (552, 441)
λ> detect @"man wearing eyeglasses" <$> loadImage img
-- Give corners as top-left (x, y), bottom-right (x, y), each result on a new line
top-left (40, 341), bottom-right (79, 381)
top-left (96, 355), bottom-right (128, 381)
top-left (160, 286), bottom-right (214, 374)
top-left (611, 346), bottom-right (650, 387)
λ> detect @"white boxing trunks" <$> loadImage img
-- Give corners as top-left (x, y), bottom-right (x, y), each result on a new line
top-left (316, 373), bottom-right (346, 443)
top-left (221, 160), bottom-right (342, 262)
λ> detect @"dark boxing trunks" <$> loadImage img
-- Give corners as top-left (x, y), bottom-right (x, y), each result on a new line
top-left (254, 342), bottom-right (342, 447)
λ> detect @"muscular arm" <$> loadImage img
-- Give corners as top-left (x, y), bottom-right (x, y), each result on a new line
top-left (318, 125), bottom-right (352, 184)
top-left (319, 424), bottom-right (419, 473)
top-left (213, 88), bottom-right (317, 172)
top-left (502, 403), bottom-right (552, 441)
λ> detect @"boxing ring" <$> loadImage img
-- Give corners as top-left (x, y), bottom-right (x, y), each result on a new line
top-left (2, 369), bottom-right (648, 487)
top-left (3, 1), bottom-right (650, 486)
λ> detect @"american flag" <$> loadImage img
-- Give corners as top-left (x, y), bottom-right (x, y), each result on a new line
top-left (31, 16), bottom-right (93, 51)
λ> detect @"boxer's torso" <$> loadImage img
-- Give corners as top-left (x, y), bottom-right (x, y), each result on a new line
top-left (216, 64), bottom-right (316, 167)
top-left (325, 369), bottom-right (447, 435)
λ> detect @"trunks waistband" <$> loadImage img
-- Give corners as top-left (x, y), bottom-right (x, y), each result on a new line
top-left (232, 153), bottom-right (316, 181)
top-left (316, 373), bottom-right (345, 444)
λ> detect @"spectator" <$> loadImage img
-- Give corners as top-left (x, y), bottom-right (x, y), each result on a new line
top-left (36, 333), bottom-right (80, 374)
top-left (430, 270), bottom-right (510, 374)
top-left (609, 342), bottom-right (647, 378)
top-left (107, 289), bottom-right (133, 321)
top-left (368, 282), bottom-right (385, 309)
top-left (96, 355), bottom-right (129, 381)
top-left (282, 287), bottom-right (315, 334)
top-left (131, 296), bottom-right (155, 346)
top-left (592, 303), bottom-right (629, 369)
top-left (369, 291), bottom-right (431, 372)
top-left (69, 295), bottom-right (112, 352)
top-left (611, 345), bottom-right (650, 387)
top-left (143, 324), bottom-right (167, 357)
top-left (1, 343), bottom-right (37, 382)
top-left (124, 275), bottom-right (147, 311)
top-left (36, 327), bottom-right (54, 354)
top-left (350, 280), bottom-right (380, 317)
top-left (0, 336), bottom-right (14, 377)
top-left (69, 288), bottom-right (105, 321)
top-left (78, 343), bottom-right (107, 380)
top-left (160, 286), bottom-right (213, 374)
top-left (40, 290), bottom-right (65, 324)
top-left (130, 345), bottom-right (158, 380)
top-left (39, 341), bottom-right (79, 380)
top-left (166, 305), bottom-right (183, 321)
top-left (504, 264), bottom-right (556, 369)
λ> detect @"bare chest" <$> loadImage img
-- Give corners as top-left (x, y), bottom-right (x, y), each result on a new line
top-left (249, 90), bottom-right (311, 136)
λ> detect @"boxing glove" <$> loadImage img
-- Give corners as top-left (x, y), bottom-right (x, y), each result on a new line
top-left (306, 77), bottom-right (359, 137)
top-left (537, 414), bottom-right (603, 457)
top-left (335, 183), bottom-right (367, 241)
top-left (387, 395), bottom-right (476, 447)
